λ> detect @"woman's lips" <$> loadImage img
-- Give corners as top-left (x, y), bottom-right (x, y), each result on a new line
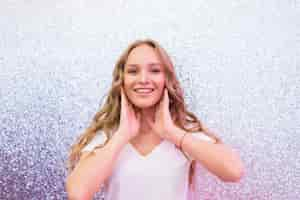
top-left (134, 88), bottom-right (154, 95)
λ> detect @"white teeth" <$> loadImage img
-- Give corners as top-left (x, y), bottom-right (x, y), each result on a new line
top-left (135, 89), bottom-right (153, 93)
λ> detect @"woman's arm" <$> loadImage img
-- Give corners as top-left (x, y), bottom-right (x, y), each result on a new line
top-left (167, 127), bottom-right (245, 182)
top-left (66, 131), bottom-right (127, 200)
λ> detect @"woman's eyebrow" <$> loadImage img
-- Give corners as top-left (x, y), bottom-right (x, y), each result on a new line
top-left (148, 62), bottom-right (162, 66)
top-left (126, 63), bottom-right (138, 67)
top-left (126, 62), bottom-right (162, 67)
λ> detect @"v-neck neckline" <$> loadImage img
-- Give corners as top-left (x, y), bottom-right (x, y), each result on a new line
top-left (128, 139), bottom-right (166, 159)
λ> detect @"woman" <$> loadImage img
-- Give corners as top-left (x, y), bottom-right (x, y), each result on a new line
top-left (66, 39), bottom-right (245, 200)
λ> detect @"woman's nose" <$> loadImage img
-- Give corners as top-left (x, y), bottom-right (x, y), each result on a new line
top-left (138, 71), bottom-right (150, 83)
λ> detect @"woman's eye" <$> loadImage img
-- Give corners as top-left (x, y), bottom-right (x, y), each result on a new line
top-left (152, 69), bottom-right (161, 73)
top-left (127, 70), bottom-right (137, 74)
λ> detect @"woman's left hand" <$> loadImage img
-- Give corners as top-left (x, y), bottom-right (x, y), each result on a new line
top-left (146, 88), bottom-right (178, 139)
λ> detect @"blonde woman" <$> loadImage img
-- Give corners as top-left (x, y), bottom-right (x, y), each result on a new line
top-left (66, 39), bottom-right (245, 200)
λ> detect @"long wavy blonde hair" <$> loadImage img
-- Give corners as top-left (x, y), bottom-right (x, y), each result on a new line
top-left (67, 38), bottom-right (222, 191)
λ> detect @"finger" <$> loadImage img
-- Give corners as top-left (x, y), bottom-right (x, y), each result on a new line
top-left (122, 90), bottom-right (137, 118)
top-left (163, 89), bottom-right (170, 113)
top-left (120, 87), bottom-right (125, 117)
top-left (121, 87), bottom-right (128, 106)
top-left (157, 90), bottom-right (166, 115)
top-left (128, 101), bottom-right (136, 117)
top-left (156, 101), bottom-right (162, 121)
top-left (120, 87), bottom-right (130, 118)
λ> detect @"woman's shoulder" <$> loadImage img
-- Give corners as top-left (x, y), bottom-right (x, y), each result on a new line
top-left (81, 130), bottom-right (108, 152)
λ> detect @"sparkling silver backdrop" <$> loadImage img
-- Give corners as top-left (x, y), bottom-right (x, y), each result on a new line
top-left (1, 0), bottom-right (299, 199)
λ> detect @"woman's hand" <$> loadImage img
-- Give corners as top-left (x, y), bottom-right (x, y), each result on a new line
top-left (116, 87), bottom-right (141, 143)
top-left (146, 88), bottom-right (178, 140)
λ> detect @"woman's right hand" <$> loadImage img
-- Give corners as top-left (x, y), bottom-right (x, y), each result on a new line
top-left (116, 87), bottom-right (141, 144)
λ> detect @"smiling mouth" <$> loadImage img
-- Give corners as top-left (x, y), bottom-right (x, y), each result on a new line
top-left (134, 88), bottom-right (154, 95)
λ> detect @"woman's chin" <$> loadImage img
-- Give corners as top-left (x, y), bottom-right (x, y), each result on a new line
top-left (132, 101), bottom-right (156, 110)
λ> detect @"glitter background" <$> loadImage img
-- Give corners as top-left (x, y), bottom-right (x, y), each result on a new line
top-left (0, 0), bottom-right (299, 199)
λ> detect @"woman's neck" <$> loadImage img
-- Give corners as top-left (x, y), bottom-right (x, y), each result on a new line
top-left (138, 106), bottom-right (156, 135)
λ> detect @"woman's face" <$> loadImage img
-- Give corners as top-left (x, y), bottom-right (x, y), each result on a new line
top-left (123, 44), bottom-right (166, 109)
